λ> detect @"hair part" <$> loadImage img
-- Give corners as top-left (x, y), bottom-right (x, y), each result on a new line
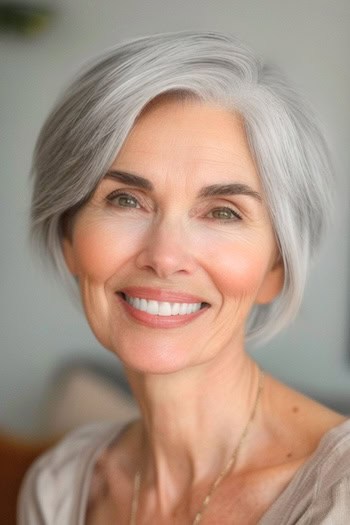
top-left (30, 30), bottom-right (334, 345)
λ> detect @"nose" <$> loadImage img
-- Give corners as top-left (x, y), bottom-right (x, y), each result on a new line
top-left (135, 217), bottom-right (197, 279)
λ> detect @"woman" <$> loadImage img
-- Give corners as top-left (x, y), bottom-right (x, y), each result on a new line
top-left (18, 31), bottom-right (350, 524)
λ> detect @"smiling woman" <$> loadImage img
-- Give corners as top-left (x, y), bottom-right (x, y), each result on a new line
top-left (62, 100), bottom-right (282, 374)
top-left (18, 32), bottom-right (350, 525)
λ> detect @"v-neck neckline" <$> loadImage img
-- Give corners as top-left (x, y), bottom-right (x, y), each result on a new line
top-left (74, 418), bottom-right (350, 524)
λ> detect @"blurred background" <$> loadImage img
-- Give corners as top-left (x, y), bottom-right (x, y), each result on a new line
top-left (1, 0), bottom-right (350, 440)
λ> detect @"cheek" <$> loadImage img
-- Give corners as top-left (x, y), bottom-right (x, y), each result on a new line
top-left (201, 235), bottom-right (271, 299)
top-left (74, 231), bottom-right (116, 281)
top-left (72, 219), bottom-right (144, 280)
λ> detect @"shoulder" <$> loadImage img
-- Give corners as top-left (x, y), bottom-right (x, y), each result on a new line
top-left (260, 419), bottom-right (350, 525)
top-left (317, 418), bottom-right (350, 476)
top-left (314, 419), bottom-right (350, 506)
top-left (17, 421), bottom-right (122, 525)
top-left (305, 419), bottom-right (350, 521)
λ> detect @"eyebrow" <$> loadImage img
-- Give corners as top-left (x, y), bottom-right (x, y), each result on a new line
top-left (105, 170), bottom-right (262, 202)
top-left (198, 183), bottom-right (262, 201)
top-left (106, 170), bottom-right (153, 191)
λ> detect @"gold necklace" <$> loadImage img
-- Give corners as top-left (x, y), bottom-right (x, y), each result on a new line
top-left (130, 368), bottom-right (264, 525)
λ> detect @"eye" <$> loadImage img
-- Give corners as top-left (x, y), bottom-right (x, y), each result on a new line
top-left (106, 191), bottom-right (140, 208)
top-left (208, 207), bottom-right (242, 221)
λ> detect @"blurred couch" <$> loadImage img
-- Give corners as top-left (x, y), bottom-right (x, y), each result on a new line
top-left (1, 358), bottom-right (138, 525)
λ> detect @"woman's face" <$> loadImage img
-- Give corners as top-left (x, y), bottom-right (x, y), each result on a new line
top-left (63, 97), bottom-right (283, 373)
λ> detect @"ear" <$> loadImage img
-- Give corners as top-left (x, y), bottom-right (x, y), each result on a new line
top-left (255, 256), bottom-right (284, 305)
top-left (62, 237), bottom-right (78, 276)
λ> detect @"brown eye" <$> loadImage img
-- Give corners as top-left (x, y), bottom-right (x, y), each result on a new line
top-left (209, 207), bottom-right (242, 221)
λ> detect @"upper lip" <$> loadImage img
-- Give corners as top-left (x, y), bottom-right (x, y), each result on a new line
top-left (118, 286), bottom-right (210, 304)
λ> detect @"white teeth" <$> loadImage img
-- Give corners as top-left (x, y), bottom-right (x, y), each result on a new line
top-left (179, 303), bottom-right (188, 315)
top-left (134, 298), bottom-right (141, 310)
top-left (171, 302), bottom-right (180, 315)
top-left (147, 300), bottom-right (159, 315)
top-left (123, 294), bottom-right (203, 316)
top-left (139, 298), bottom-right (148, 312)
top-left (158, 302), bottom-right (172, 316)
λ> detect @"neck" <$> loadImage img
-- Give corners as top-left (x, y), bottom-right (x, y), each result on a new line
top-left (125, 346), bottom-right (261, 507)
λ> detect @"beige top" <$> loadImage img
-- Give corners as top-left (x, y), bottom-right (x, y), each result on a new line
top-left (17, 419), bottom-right (350, 524)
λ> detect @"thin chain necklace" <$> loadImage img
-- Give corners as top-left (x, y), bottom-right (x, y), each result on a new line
top-left (130, 368), bottom-right (264, 525)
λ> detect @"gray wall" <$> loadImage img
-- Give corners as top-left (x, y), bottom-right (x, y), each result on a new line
top-left (1, 0), bottom-right (349, 436)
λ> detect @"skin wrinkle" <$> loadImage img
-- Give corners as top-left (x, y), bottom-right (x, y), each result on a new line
top-left (106, 169), bottom-right (262, 202)
top-left (99, 176), bottom-right (263, 226)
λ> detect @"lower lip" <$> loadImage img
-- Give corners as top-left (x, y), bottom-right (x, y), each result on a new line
top-left (116, 294), bottom-right (210, 328)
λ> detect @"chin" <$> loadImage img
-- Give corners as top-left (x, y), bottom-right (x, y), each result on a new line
top-left (107, 338), bottom-right (201, 376)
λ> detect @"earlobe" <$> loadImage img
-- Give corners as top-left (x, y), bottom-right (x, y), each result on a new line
top-left (255, 258), bottom-right (284, 305)
top-left (62, 237), bottom-right (77, 275)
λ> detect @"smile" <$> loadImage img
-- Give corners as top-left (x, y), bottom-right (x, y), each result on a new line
top-left (119, 292), bottom-right (205, 316)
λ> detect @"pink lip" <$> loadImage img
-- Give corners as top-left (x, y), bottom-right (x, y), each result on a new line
top-left (119, 286), bottom-right (208, 304)
top-left (116, 293), bottom-right (210, 329)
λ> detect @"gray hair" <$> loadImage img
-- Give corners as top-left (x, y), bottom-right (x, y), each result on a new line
top-left (31, 30), bottom-right (334, 345)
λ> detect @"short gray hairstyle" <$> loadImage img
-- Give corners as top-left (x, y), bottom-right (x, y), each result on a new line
top-left (31, 31), bottom-right (333, 345)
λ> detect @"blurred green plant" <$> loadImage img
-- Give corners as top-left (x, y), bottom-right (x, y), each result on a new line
top-left (0, 4), bottom-right (53, 35)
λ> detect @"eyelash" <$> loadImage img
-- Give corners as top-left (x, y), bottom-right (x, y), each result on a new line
top-left (106, 190), bottom-right (242, 222)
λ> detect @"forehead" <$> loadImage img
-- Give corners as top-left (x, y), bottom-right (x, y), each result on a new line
top-left (113, 97), bottom-right (260, 189)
